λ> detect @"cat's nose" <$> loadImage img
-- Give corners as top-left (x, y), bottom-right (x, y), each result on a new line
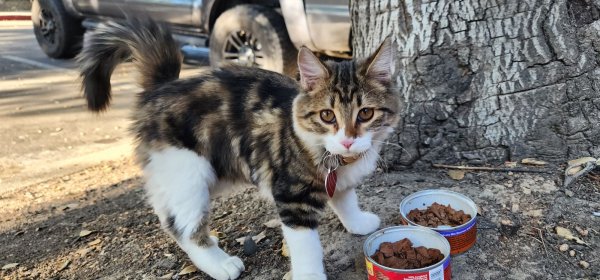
top-left (341, 139), bottom-right (354, 149)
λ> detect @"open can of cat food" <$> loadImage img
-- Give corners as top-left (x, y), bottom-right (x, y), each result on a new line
top-left (400, 189), bottom-right (478, 255)
top-left (364, 226), bottom-right (451, 280)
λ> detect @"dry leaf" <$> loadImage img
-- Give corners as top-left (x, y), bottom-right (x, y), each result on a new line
top-left (209, 230), bottom-right (225, 239)
top-left (61, 203), bottom-right (79, 210)
top-left (235, 237), bottom-right (246, 245)
top-left (556, 226), bottom-right (587, 245)
top-left (281, 240), bottom-right (289, 257)
top-left (263, 219), bottom-right (281, 228)
top-left (25, 192), bottom-right (35, 199)
top-left (235, 231), bottom-right (268, 245)
top-left (566, 166), bottom-right (583, 176)
top-left (524, 209), bottom-right (543, 217)
top-left (78, 230), bottom-right (93, 237)
top-left (567, 157), bottom-right (596, 166)
top-left (178, 265), bottom-right (198, 275)
top-left (87, 239), bottom-right (101, 246)
top-left (521, 158), bottom-right (547, 166)
top-left (76, 247), bottom-right (92, 257)
top-left (159, 272), bottom-right (174, 279)
top-left (477, 205), bottom-right (484, 215)
top-left (282, 271), bottom-right (292, 280)
top-left (448, 170), bottom-right (465, 180)
top-left (2, 263), bottom-right (18, 270)
top-left (253, 231), bottom-right (267, 244)
top-left (58, 260), bottom-right (70, 271)
top-left (504, 161), bottom-right (517, 168)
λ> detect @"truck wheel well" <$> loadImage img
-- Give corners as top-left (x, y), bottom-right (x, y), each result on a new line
top-left (208, 0), bottom-right (279, 31)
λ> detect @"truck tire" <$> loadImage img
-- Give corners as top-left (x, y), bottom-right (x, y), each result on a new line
top-left (209, 4), bottom-right (297, 76)
top-left (31, 0), bottom-right (84, 58)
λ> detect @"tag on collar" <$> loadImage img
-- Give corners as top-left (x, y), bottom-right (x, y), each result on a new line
top-left (341, 155), bottom-right (359, 165)
top-left (325, 169), bottom-right (337, 198)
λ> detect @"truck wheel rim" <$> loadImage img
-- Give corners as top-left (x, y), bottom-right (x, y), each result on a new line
top-left (223, 30), bottom-right (264, 67)
top-left (38, 8), bottom-right (57, 45)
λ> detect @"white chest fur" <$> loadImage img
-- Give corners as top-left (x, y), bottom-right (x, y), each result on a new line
top-left (333, 147), bottom-right (380, 191)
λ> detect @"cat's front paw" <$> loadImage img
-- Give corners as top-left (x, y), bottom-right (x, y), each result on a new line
top-left (204, 256), bottom-right (244, 280)
top-left (220, 256), bottom-right (245, 280)
top-left (342, 211), bottom-right (380, 235)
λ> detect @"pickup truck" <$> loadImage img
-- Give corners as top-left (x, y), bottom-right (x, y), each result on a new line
top-left (31, 0), bottom-right (351, 75)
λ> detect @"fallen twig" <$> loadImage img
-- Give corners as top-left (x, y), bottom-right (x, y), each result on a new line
top-left (589, 172), bottom-right (600, 181)
top-left (432, 164), bottom-right (552, 174)
top-left (539, 231), bottom-right (582, 268)
top-left (538, 228), bottom-right (548, 257)
top-left (524, 228), bottom-right (548, 258)
top-left (529, 235), bottom-right (543, 245)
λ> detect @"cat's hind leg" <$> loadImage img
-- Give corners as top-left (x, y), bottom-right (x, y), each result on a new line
top-left (143, 147), bottom-right (244, 280)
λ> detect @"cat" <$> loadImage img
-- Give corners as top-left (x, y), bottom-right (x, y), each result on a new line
top-left (78, 16), bottom-right (400, 280)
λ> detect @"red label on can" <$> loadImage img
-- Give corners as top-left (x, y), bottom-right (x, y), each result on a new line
top-left (366, 258), bottom-right (451, 280)
top-left (439, 219), bottom-right (477, 255)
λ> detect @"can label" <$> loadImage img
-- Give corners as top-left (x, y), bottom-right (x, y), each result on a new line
top-left (438, 219), bottom-right (477, 255)
top-left (366, 258), bottom-right (451, 280)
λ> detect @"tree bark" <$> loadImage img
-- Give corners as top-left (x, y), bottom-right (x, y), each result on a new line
top-left (351, 0), bottom-right (600, 168)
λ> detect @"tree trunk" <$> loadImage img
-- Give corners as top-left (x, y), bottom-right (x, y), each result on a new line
top-left (351, 0), bottom-right (600, 168)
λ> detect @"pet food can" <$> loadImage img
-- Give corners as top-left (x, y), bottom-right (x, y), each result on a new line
top-left (400, 189), bottom-right (478, 255)
top-left (364, 226), bottom-right (451, 280)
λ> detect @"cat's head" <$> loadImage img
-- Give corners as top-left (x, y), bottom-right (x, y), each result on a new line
top-left (293, 38), bottom-right (401, 161)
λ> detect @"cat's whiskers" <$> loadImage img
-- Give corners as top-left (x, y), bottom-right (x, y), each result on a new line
top-left (358, 147), bottom-right (386, 170)
top-left (371, 139), bottom-right (412, 158)
top-left (375, 152), bottom-right (388, 171)
top-left (317, 150), bottom-right (331, 173)
top-left (317, 150), bottom-right (328, 170)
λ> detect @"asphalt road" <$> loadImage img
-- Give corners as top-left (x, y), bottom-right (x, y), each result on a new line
top-left (0, 21), bottom-right (205, 192)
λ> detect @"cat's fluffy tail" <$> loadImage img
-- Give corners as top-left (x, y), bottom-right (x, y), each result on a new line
top-left (78, 16), bottom-right (182, 111)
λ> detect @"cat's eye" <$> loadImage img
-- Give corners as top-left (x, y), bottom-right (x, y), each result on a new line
top-left (357, 108), bottom-right (374, 122)
top-left (320, 110), bottom-right (336, 124)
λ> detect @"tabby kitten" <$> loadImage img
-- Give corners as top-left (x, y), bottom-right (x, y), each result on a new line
top-left (78, 17), bottom-right (400, 280)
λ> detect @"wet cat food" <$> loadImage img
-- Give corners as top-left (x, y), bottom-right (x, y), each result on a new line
top-left (370, 238), bottom-right (444, 269)
top-left (399, 190), bottom-right (478, 255)
top-left (407, 202), bottom-right (472, 227)
top-left (364, 226), bottom-right (451, 280)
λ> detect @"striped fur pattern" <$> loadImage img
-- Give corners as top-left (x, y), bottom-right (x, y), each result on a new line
top-left (78, 17), bottom-right (399, 280)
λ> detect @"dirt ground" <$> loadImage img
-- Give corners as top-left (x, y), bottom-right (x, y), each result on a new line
top-left (0, 156), bottom-right (598, 280)
top-left (0, 0), bottom-right (30, 12)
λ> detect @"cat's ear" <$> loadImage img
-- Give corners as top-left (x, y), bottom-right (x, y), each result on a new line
top-left (364, 36), bottom-right (394, 84)
top-left (298, 47), bottom-right (328, 91)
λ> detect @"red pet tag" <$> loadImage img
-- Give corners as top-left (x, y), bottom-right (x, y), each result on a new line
top-left (325, 169), bottom-right (337, 198)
